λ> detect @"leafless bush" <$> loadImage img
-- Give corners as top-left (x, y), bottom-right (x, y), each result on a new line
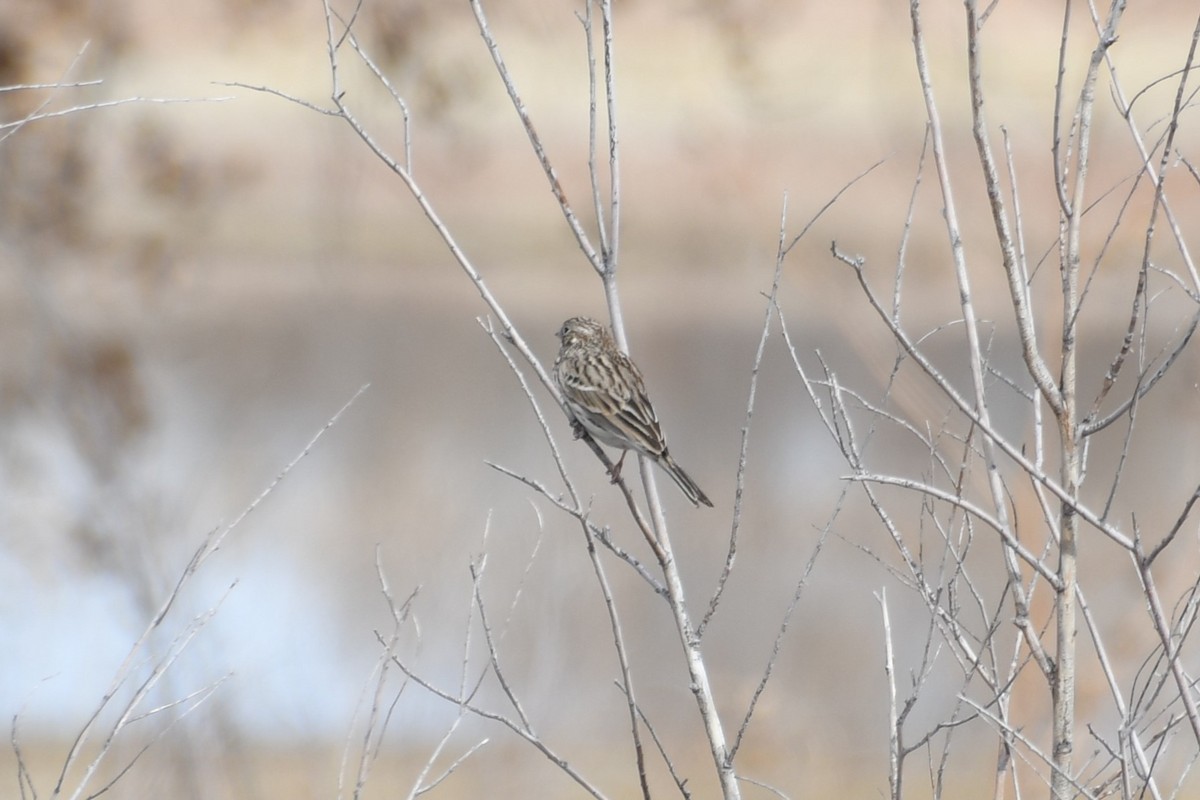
top-left (230, 0), bottom-right (1200, 798)
top-left (11, 1), bottom-right (1200, 798)
top-left (781, 2), bottom-right (1200, 798)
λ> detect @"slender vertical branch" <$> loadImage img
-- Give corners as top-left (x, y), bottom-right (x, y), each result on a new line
top-left (600, 0), bottom-right (620, 274)
top-left (580, 2), bottom-right (609, 260)
top-left (1047, 4), bottom-right (1125, 796)
top-left (967, 8), bottom-right (1062, 416)
top-left (878, 589), bottom-right (902, 800)
top-left (468, 0), bottom-right (603, 273)
top-left (913, 12), bottom-right (1056, 779)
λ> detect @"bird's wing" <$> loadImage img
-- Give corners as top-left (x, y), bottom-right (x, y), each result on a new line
top-left (561, 352), bottom-right (668, 457)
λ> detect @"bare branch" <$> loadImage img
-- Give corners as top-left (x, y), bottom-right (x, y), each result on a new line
top-left (468, 0), bottom-right (602, 272)
top-left (1133, 546), bottom-right (1200, 745)
top-left (846, 472), bottom-right (1060, 588)
top-left (50, 385), bottom-right (368, 799)
top-left (965, 3), bottom-right (1063, 416)
top-left (830, 241), bottom-right (1135, 552)
top-left (701, 158), bottom-right (884, 638)
top-left (879, 589), bottom-right (902, 800)
top-left (380, 643), bottom-right (610, 800)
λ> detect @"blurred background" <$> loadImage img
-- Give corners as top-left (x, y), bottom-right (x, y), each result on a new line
top-left (3, 0), bottom-right (1200, 797)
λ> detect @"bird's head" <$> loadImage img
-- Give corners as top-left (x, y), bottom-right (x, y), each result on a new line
top-left (556, 316), bottom-right (610, 348)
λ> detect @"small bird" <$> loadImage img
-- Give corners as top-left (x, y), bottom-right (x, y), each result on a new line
top-left (553, 316), bottom-right (713, 508)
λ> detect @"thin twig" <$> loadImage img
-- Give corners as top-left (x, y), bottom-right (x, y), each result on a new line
top-left (380, 644), bottom-right (610, 800)
top-left (701, 158), bottom-right (884, 638)
top-left (468, 0), bottom-right (601, 272)
top-left (53, 385), bottom-right (368, 799)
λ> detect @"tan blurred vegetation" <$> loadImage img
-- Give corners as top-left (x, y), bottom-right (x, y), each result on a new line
top-left (4, 0), bottom-right (1200, 797)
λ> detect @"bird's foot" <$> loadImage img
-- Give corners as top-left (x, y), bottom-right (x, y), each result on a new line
top-left (607, 452), bottom-right (627, 484)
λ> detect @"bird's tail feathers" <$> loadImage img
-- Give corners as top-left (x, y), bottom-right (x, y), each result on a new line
top-left (659, 455), bottom-right (713, 508)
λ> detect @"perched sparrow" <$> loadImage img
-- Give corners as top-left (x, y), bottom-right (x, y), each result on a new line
top-left (553, 316), bottom-right (713, 508)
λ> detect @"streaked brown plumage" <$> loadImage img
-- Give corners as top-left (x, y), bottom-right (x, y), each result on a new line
top-left (553, 316), bottom-right (713, 508)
